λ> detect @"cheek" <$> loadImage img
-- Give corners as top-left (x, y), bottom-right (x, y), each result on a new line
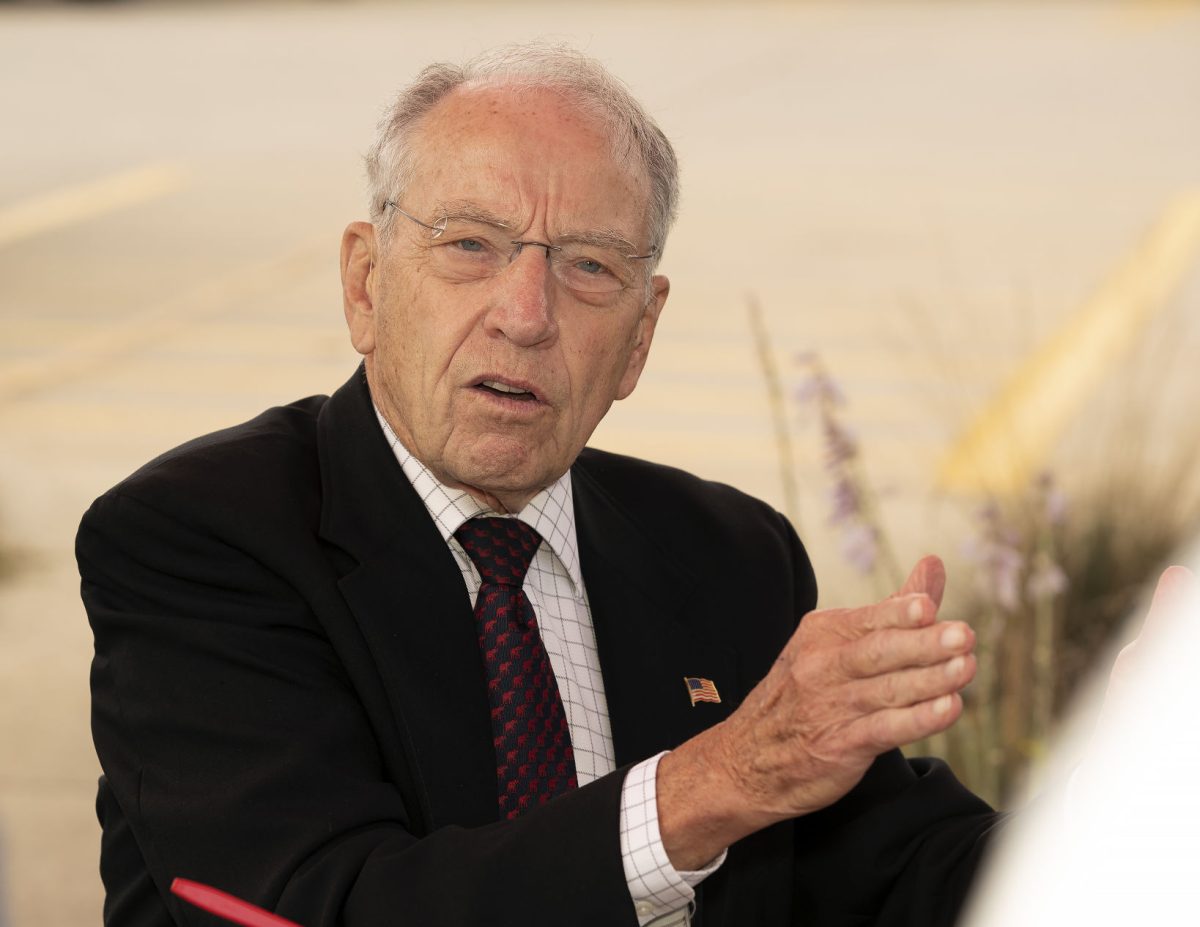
top-left (566, 318), bottom-right (640, 405)
top-left (375, 308), bottom-right (419, 379)
top-left (377, 274), bottom-right (460, 383)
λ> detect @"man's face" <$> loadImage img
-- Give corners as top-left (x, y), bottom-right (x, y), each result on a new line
top-left (342, 84), bottom-right (669, 511)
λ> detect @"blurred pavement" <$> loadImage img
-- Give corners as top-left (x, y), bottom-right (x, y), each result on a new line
top-left (1, 2), bottom-right (1198, 923)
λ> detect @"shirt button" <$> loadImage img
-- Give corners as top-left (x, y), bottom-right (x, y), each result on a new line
top-left (634, 901), bottom-right (656, 917)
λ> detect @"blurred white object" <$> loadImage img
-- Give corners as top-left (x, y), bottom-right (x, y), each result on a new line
top-left (965, 562), bottom-right (1200, 925)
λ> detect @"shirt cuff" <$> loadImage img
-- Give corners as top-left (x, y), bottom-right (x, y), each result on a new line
top-left (620, 751), bottom-right (727, 926)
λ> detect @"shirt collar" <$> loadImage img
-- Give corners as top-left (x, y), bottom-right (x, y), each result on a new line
top-left (374, 408), bottom-right (583, 594)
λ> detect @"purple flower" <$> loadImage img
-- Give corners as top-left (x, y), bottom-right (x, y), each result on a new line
top-left (1034, 471), bottom-right (1068, 526)
top-left (963, 508), bottom-right (1025, 613)
top-left (821, 418), bottom-right (858, 471)
top-left (840, 522), bottom-right (879, 575)
top-left (828, 477), bottom-right (861, 525)
top-left (1027, 551), bottom-right (1068, 601)
top-left (793, 349), bottom-right (893, 580)
top-left (989, 545), bottom-right (1025, 612)
top-left (794, 355), bottom-right (845, 407)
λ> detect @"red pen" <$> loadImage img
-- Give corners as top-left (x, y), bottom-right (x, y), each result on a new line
top-left (170, 878), bottom-right (304, 927)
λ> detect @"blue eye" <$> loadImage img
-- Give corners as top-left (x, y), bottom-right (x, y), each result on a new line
top-left (576, 259), bottom-right (605, 275)
top-left (457, 238), bottom-right (484, 253)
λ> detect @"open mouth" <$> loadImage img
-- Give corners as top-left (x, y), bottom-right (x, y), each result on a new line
top-left (475, 379), bottom-right (539, 403)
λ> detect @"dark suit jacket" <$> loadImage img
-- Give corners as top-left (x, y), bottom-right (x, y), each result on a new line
top-left (78, 369), bottom-right (999, 927)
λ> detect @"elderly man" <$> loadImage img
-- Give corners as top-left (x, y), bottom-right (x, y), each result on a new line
top-left (79, 46), bottom-right (996, 927)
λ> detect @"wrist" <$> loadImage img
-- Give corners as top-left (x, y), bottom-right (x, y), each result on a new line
top-left (656, 723), bottom-right (775, 871)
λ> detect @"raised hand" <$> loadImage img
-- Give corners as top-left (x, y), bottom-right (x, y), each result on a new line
top-left (1097, 564), bottom-right (1195, 729)
top-left (658, 556), bottom-right (976, 870)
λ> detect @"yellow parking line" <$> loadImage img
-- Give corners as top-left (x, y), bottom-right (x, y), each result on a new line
top-left (1113, 0), bottom-right (1199, 30)
top-left (939, 188), bottom-right (1200, 494)
top-left (0, 162), bottom-right (189, 249)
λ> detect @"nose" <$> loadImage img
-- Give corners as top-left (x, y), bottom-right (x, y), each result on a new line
top-left (483, 241), bottom-right (559, 347)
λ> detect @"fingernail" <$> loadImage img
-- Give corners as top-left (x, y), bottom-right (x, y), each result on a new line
top-left (933, 694), bottom-right (953, 715)
top-left (944, 655), bottom-right (965, 678)
top-left (907, 598), bottom-right (924, 622)
top-left (940, 625), bottom-right (965, 649)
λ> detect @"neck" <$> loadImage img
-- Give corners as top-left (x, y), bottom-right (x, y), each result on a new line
top-left (458, 483), bottom-right (534, 516)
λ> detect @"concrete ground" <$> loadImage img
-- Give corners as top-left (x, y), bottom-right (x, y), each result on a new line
top-left (1, 2), bottom-right (1198, 923)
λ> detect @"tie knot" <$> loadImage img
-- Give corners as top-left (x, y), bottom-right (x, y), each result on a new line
top-left (455, 517), bottom-right (542, 587)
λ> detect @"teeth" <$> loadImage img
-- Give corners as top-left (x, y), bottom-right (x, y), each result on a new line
top-left (481, 380), bottom-right (529, 395)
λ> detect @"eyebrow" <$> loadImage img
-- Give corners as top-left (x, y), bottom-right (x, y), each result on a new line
top-left (431, 199), bottom-right (643, 254)
top-left (553, 228), bottom-right (640, 254)
top-left (431, 200), bottom-right (515, 230)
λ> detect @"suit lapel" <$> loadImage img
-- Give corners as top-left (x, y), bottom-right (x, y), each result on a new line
top-left (571, 457), bottom-right (740, 768)
top-left (317, 370), bottom-right (498, 831)
top-left (316, 373), bottom-right (745, 835)
top-left (574, 453), bottom-right (781, 927)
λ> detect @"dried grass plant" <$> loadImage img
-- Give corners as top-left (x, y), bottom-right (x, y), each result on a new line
top-left (762, 302), bottom-right (1200, 808)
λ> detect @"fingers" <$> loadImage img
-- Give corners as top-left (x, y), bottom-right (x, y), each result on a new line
top-left (895, 554), bottom-right (946, 607)
top-left (859, 692), bottom-right (965, 752)
top-left (804, 555), bottom-right (949, 642)
top-left (812, 593), bottom-right (939, 640)
top-left (1111, 565), bottom-right (1196, 675)
top-left (847, 652), bottom-right (976, 713)
top-left (706, 560), bottom-right (974, 825)
top-left (835, 617), bottom-right (974, 678)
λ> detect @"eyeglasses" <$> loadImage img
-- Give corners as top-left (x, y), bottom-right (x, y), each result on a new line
top-left (385, 201), bottom-right (656, 296)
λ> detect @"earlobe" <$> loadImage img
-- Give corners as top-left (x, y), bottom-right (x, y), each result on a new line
top-left (341, 221), bottom-right (379, 356)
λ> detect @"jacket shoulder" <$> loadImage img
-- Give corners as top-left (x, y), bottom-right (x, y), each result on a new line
top-left (574, 447), bottom-right (815, 601)
top-left (574, 446), bottom-right (790, 537)
top-left (84, 394), bottom-right (329, 527)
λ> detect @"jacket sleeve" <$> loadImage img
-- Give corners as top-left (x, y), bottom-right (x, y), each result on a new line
top-left (791, 749), bottom-right (1004, 926)
top-left (777, 518), bottom-right (1003, 926)
top-left (80, 488), bottom-right (638, 927)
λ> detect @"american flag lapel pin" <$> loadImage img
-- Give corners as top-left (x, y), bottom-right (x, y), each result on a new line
top-left (684, 676), bottom-right (721, 706)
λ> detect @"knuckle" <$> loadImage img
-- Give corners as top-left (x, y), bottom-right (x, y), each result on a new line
top-left (879, 672), bottom-right (901, 707)
top-left (805, 607), bottom-right (837, 631)
top-left (856, 634), bottom-right (885, 675)
top-left (864, 711), bottom-right (895, 751)
top-left (829, 643), bottom-right (857, 680)
top-left (844, 682), bottom-right (873, 716)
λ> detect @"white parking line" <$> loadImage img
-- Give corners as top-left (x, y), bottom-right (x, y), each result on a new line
top-left (0, 240), bottom-right (327, 403)
top-left (0, 162), bottom-right (189, 249)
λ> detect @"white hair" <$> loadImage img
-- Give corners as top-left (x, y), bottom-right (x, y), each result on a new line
top-left (364, 43), bottom-right (680, 265)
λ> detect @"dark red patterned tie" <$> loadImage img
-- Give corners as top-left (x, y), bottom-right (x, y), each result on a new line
top-left (455, 517), bottom-right (577, 819)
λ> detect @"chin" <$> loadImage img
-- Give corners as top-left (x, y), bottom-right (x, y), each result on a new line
top-left (455, 443), bottom-right (561, 498)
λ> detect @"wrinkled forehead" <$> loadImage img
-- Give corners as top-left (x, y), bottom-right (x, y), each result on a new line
top-left (403, 83), bottom-right (654, 241)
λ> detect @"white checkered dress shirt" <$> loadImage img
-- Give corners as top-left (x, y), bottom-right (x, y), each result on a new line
top-left (376, 411), bottom-right (721, 925)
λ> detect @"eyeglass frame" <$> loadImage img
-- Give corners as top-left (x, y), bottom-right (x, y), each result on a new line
top-left (383, 200), bottom-right (659, 274)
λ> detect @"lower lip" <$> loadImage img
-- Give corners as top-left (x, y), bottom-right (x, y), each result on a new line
top-left (470, 385), bottom-right (546, 415)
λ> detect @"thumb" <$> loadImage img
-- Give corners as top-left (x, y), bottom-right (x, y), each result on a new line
top-left (896, 555), bottom-right (946, 608)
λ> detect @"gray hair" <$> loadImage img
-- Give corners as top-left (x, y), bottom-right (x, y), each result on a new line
top-left (364, 43), bottom-right (680, 264)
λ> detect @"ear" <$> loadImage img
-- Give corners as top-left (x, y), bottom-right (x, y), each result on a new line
top-left (341, 221), bottom-right (379, 356)
top-left (616, 273), bottom-right (669, 400)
